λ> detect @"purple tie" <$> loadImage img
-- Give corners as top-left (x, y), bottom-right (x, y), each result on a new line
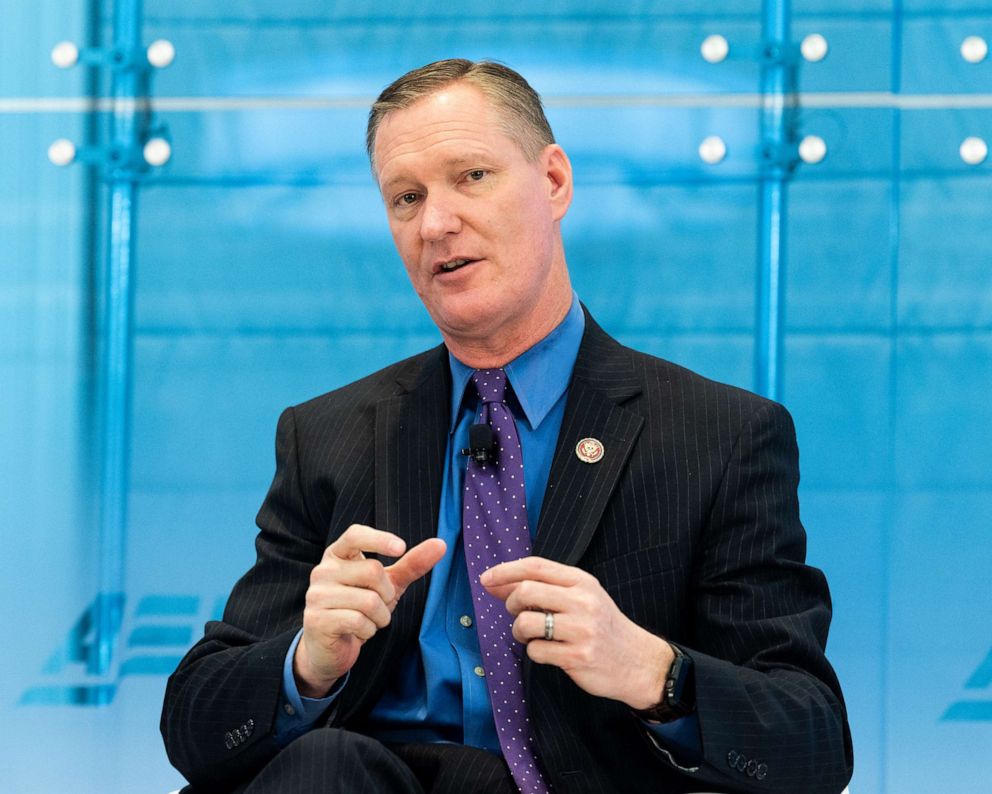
top-left (463, 369), bottom-right (551, 793)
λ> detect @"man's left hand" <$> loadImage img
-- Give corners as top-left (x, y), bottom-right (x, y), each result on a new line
top-left (480, 556), bottom-right (674, 710)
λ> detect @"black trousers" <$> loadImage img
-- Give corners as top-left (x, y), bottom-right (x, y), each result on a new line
top-left (215, 729), bottom-right (519, 794)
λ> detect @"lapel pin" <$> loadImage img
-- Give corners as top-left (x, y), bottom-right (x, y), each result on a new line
top-left (575, 437), bottom-right (605, 464)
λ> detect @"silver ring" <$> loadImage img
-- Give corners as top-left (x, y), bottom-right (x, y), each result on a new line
top-left (544, 611), bottom-right (555, 641)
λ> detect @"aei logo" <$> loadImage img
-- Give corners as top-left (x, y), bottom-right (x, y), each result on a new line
top-left (942, 647), bottom-right (992, 721)
top-left (20, 593), bottom-right (222, 706)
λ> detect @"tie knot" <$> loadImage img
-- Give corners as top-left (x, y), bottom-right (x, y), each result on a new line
top-left (470, 368), bottom-right (509, 404)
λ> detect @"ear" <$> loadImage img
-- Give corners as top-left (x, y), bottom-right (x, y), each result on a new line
top-left (541, 144), bottom-right (573, 222)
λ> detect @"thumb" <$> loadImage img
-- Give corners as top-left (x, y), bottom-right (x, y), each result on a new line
top-left (385, 537), bottom-right (447, 592)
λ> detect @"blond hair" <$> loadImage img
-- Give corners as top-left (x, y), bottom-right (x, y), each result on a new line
top-left (366, 59), bottom-right (555, 172)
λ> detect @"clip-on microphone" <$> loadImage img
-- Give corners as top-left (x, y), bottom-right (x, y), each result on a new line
top-left (461, 423), bottom-right (495, 464)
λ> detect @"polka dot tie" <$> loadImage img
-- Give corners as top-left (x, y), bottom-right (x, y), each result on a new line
top-left (463, 369), bottom-right (551, 793)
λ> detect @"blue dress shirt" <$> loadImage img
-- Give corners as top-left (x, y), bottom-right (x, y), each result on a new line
top-left (274, 294), bottom-right (701, 763)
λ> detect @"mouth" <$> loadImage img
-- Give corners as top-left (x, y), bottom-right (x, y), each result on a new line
top-left (435, 258), bottom-right (477, 275)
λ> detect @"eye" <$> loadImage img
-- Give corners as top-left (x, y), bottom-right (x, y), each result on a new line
top-left (395, 192), bottom-right (419, 207)
top-left (466, 169), bottom-right (486, 182)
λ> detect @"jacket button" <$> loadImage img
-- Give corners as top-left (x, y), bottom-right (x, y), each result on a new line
top-left (756, 763), bottom-right (768, 781)
top-left (727, 750), bottom-right (739, 768)
top-left (746, 759), bottom-right (758, 777)
top-left (736, 755), bottom-right (748, 773)
top-left (244, 720), bottom-right (254, 737)
top-left (224, 732), bottom-right (234, 750)
top-left (247, 718), bottom-right (254, 732)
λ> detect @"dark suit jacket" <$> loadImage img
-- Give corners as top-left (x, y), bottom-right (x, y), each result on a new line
top-left (161, 312), bottom-right (853, 793)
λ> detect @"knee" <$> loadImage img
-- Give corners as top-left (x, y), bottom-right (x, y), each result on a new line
top-left (280, 727), bottom-right (381, 764)
top-left (264, 728), bottom-right (420, 792)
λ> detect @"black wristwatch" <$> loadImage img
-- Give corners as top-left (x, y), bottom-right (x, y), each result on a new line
top-left (632, 644), bottom-right (696, 723)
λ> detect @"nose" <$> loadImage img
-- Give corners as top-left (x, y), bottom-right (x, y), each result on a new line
top-left (419, 193), bottom-right (462, 241)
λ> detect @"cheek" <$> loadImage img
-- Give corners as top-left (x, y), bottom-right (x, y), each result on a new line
top-left (390, 227), bottom-right (423, 275)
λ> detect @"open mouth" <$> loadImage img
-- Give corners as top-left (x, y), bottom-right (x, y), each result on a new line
top-left (437, 258), bottom-right (475, 274)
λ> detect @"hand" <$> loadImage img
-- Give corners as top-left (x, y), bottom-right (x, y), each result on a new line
top-left (480, 556), bottom-right (674, 710)
top-left (295, 524), bottom-right (446, 697)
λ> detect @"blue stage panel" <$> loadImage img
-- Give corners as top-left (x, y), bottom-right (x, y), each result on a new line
top-left (895, 333), bottom-right (992, 487)
top-left (135, 183), bottom-right (424, 334)
top-left (885, 491), bottom-right (992, 792)
top-left (145, 15), bottom-right (763, 102)
top-left (786, 335), bottom-right (892, 488)
top-left (903, 16), bottom-right (992, 95)
top-left (801, 488), bottom-right (889, 794)
top-left (143, 1), bottom-right (766, 23)
top-left (129, 332), bottom-right (442, 491)
top-left (787, 178), bottom-right (893, 332)
top-left (898, 177), bottom-right (992, 329)
top-left (792, 17), bottom-right (893, 93)
top-left (901, 111), bottom-right (992, 174)
top-left (567, 183), bottom-right (759, 335)
top-left (618, 331), bottom-right (753, 391)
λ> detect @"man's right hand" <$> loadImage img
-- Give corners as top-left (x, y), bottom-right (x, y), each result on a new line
top-left (294, 524), bottom-right (446, 698)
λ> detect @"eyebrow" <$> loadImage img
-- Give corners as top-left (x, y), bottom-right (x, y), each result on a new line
top-left (380, 155), bottom-right (493, 191)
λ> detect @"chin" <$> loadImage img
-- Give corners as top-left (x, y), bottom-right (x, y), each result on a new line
top-left (432, 302), bottom-right (504, 341)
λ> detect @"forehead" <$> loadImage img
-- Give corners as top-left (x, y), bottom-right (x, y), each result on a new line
top-left (374, 83), bottom-right (522, 185)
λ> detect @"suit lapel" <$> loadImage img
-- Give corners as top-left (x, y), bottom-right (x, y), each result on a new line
top-left (373, 346), bottom-right (449, 550)
top-left (339, 346), bottom-right (449, 721)
top-left (533, 315), bottom-right (644, 565)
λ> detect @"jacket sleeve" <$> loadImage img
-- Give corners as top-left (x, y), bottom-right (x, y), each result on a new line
top-left (661, 400), bottom-right (853, 794)
top-left (160, 406), bottom-right (331, 790)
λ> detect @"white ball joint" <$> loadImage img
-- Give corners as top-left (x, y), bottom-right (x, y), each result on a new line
top-left (700, 35), bottom-right (729, 64)
top-left (798, 135), bottom-right (827, 165)
top-left (960, 137), bottom-right (988, 166)
top-left (146, 39), bottom-right (175, 68)
top-left (48, 138), bottom-right (77, 166)
top-left (53, 38), bottom-right (174, 69)
top-left (960, 36), bottom-right (988, 64)
top-left (143, 137), bottom-right (172, 166)
top-left (698, 136), bottom-right (727, 165)
top-left (800, 33), bottom-right (829, 63)
top-left (51, 41), bottom-right (80, 69)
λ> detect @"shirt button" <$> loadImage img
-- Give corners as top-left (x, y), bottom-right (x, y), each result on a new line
top-left (474, 666), bottom-right (486, 677)
top-left (283, 703), bottom-right (296, 716)
top-left (460, 615), bottom-right (473, 628)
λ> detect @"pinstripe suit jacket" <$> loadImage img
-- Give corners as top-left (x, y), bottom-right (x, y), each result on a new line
top-left (162, 311), bottom-right (853, 793)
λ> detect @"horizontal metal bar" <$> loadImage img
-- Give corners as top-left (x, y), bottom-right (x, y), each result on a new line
top-left (8, 91), bottom-right (992, 114)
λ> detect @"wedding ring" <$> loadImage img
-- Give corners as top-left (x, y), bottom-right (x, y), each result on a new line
top-left (544, 611), bottom-right (555, 641)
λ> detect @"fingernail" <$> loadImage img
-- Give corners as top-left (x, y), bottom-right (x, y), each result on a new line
top-left (388, 539), bottom-right (405, 556)
top-left (479, 569), bottom-right (492, 585)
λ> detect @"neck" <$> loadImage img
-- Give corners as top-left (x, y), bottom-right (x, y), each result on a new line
top-left (443, 287), bottom-right (573, 370)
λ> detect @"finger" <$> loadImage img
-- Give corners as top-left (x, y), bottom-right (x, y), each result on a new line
top-left (483, 581), bottom-right (518, 603)
top-left (318, 560), bottom-right (396, 604)
top-left (503, 580), bottom-right (575, 617)
top-left (308, 583), bottom-right (392, 629)
top-left (523, 638), bottom-right (572, 668)
top-left (328, 524), bottom-right (406, 561)
top-left (386, 538), bottom-right (447, 591)
top-left (310, 608), bottom-right (378, 642)
top-left (511, 610), bottom-right (566, 645)
top-left (480, 556), bottom-right (588, 589)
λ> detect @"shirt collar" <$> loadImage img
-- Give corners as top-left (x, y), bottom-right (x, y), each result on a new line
top-left (448, 293), bottom-right (585, 433)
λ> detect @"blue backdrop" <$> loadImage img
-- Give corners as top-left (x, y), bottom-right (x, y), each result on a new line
top-left (2, 1), bottom-right (991, 791)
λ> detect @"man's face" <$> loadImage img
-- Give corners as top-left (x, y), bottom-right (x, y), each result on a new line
top-left (373, 81), bottom-right (572, 356)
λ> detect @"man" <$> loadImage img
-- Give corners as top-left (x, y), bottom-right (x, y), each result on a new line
top-left (162, 59), bottom-right (853, 794)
